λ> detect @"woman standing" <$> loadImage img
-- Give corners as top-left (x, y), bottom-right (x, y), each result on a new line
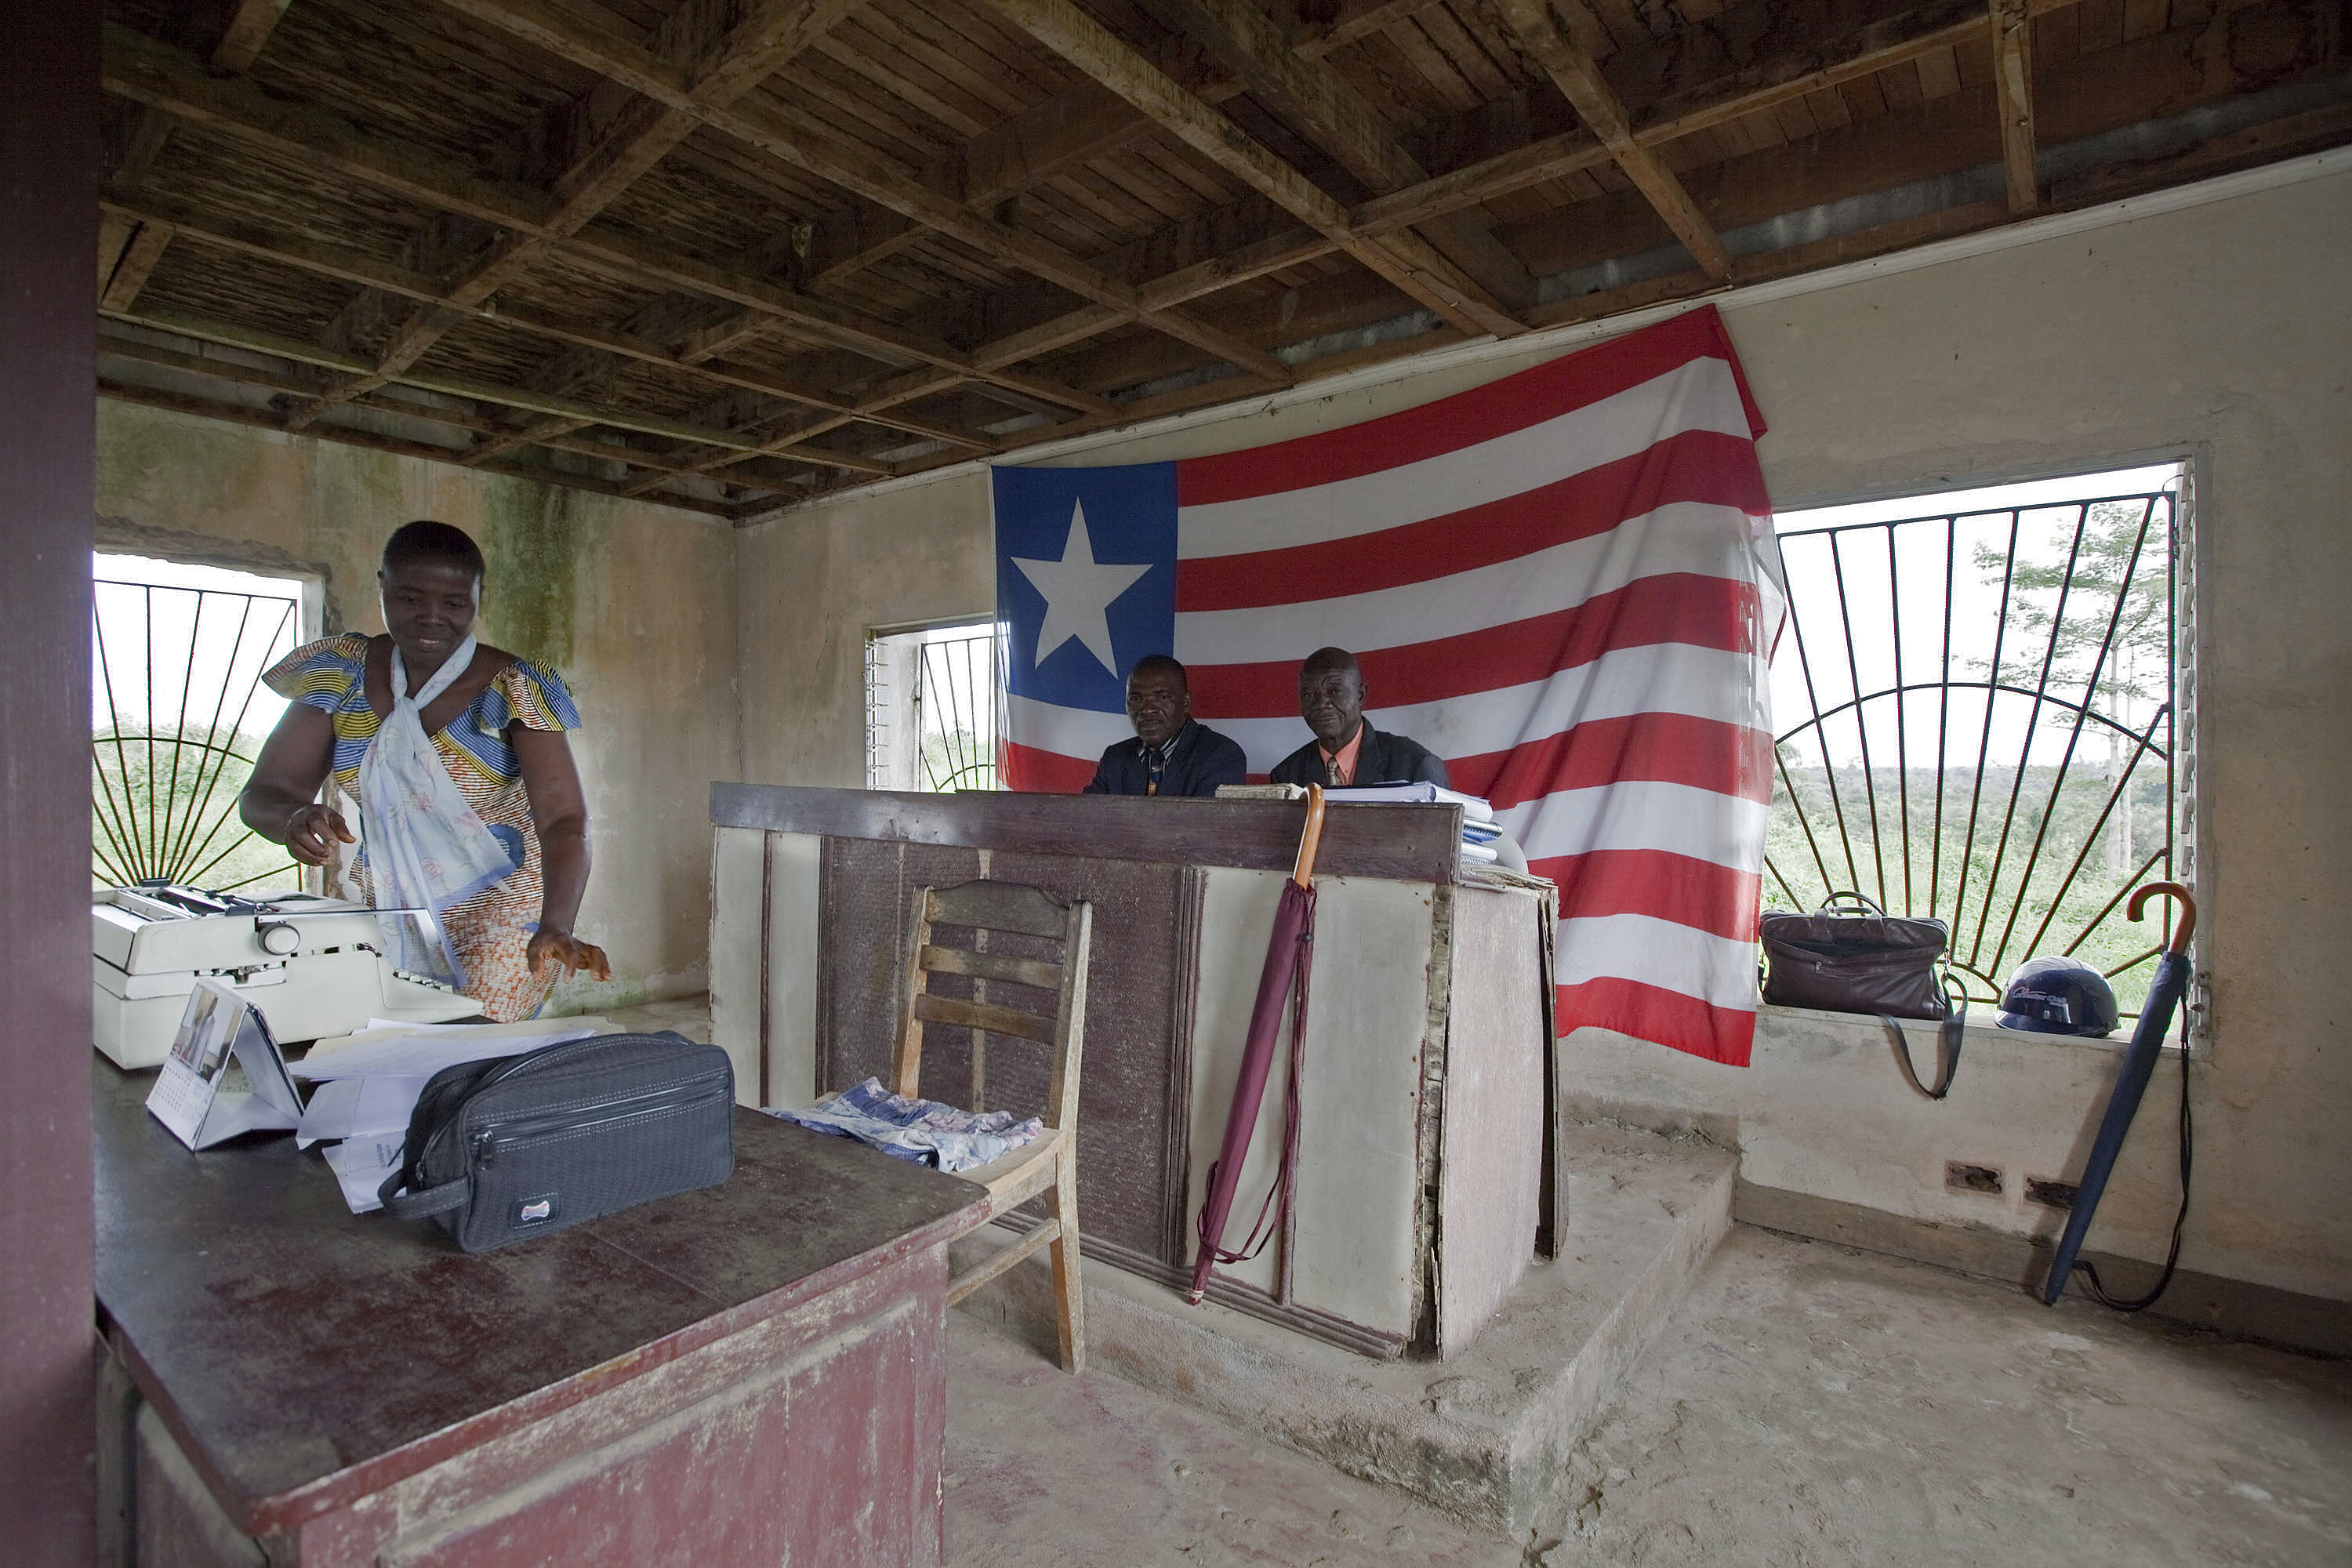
top-left (240, 521), bottom-right (609, 1022)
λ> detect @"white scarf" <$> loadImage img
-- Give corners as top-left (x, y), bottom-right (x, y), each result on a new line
top-left (356, 635), bottom-right (518, 988)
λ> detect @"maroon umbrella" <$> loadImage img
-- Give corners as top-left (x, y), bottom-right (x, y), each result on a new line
top-left (1189, 786), bottom-right (1326, 1305)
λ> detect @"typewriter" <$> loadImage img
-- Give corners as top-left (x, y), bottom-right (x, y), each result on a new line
top-left (93, 882), bottom-right (481, 1068)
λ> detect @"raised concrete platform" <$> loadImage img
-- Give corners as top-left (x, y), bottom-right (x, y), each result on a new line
top-left (953, 1118), bottom-right (1737, 1537)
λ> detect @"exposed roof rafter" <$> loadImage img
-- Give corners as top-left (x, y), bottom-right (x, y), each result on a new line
top-left (86, 0), bottom-right (2349, 518)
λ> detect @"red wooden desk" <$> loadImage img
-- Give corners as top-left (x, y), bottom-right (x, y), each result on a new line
top-left (93, 1058), bottom-right (987, 1566)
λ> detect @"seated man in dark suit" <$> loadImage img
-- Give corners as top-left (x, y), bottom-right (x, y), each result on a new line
top-left (1083, 654), bottom-right (1249, 797)
top-left (1269, 647), bottom-right (1449, 789)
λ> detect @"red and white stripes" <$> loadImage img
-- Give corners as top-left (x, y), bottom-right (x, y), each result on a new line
top-left (1008, 308), bottom-right (1781, 1065)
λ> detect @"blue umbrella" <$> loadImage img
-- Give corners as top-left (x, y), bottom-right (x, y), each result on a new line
top-left (2041, 881), bottom-right (2196, 1306)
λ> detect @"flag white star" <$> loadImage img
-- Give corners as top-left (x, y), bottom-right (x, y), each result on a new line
top-left (1011, 499), bottom-right (1150, 677)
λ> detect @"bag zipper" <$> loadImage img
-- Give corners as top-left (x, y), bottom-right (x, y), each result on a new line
top-left (470, 1077), bottom-right (727, 1167)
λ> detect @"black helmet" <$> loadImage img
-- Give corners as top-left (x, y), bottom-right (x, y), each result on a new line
top-left (1997, 956), bottom-right (2119, 1037)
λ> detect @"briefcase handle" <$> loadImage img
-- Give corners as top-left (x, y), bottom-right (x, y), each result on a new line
top-left (1820, 891), bottom-right (1889, 917)
top-left (378, 1170), bottom-right (470, 1219)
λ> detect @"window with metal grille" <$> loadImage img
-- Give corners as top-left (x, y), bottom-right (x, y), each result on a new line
top-left (1765, 462), bottom-right (2195, 1020)
top-left (864, 619), bottom-right (1005, 793)
top-left (92, 555), bottom-right (314, 895)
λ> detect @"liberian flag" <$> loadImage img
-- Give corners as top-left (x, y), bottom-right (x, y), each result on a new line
top-left (993, 307), bottom-right (1784, 1065)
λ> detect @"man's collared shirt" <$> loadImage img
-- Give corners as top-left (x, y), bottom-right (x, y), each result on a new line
top-left (1082, 718), bottom-right (1249, 797)
top-left (1316, 723), bottom-right (1366, 786)
top-left (1269, 721), bottom-right (1449, 790)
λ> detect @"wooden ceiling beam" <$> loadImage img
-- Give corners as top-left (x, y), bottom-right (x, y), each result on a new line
top-left (747, 5), bottom-right (1465, 319)
top-left (463, 414), bottom-right (596, 466)
top-left (1492, 0), bottom-right (1733, 280)
top-left (97, 379), bottom-right (746, 517)
top-left (103, 2), bottom-right (299, 320)
top-left (213, 0), bottom-right (295, 71)
top-left (711, 96), bottom-right (1301, 383)
top-left (97, 321), bottom-right (815, 497)
top-left (622, 359), bottom-right (986, 493)
top-left (98, 333), bottom-right (337, 402)
top-left (681, 81), bottom-right (1162, 364)
top-left (430, 0), bottom-right (1300, 388)
top-left (1138, 0), bottom-right (1535, 311)
top-left (1628, 0), bottom-right (2037, 143)
top-left (920, 0), bottom-right (2090, 364)
top-left (95, 333), bottom-right (735, 484)
top-left (562, 223), bottom-right (1119, 413)
top-left (804, 65), bottom-right (1240, 288)
top-left (99, 220), bottom-right (176, 314)
top-left (1672, 0), bottom-right (2347, 225)
top-left (1022, 0), bottom-right (2342, 403)
top-left (978, 0), bottom-right (1526, 339)
top-left (100, 24), bottom-right (1108, 423)
top-left (805, 0), bottom-right (2093, 393)
top-left (1294, 0), bottom-right (1453, 61)
top-left (1991, 0), bottom-right (2041, 211)
top-left (97, 191), bottom-right (996, 455)
top-left (103, 23), bottom-right (561, 231)
top-left (691, 60), bottom-right (1247, 365)
top-left (96, 211), bottom-right (138, 296)
top-left (110, 100), bottom-right (180, 194)
top-left (101, 299), bottom-right (896, 476)
top-left (286, 0), bottom-right (872, 429)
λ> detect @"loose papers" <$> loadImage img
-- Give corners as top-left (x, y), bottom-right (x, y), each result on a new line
top-left (293, 1017), bottom-right (609, 1212)
top-left (323, 1134), bottom-right (411, 1214)
top-left (293, 1018), bottom-right (611, 1079)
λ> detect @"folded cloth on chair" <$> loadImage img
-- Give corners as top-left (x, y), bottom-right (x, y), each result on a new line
top-left (768, 1077), bottom-right (1042, 1174)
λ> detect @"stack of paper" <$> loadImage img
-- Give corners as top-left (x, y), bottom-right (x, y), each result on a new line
top-left (292, 1017), bottom-right (609, 1212)
top-left (1321, 782), bottom-right (1504, 865)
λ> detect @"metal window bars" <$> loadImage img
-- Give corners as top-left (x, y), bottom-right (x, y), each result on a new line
top-left (866, 622), bottom-right (1007, 793)
top-left (914, 626), bottom-right (1005, 793)
top-left (1764, 477), bottom-right (2187, 1017)
top-left (92, 576), bottom-right (305, 894)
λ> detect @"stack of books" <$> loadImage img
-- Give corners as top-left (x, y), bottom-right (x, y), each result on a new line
top-left (1317, 782), bottom-right (1501, 864)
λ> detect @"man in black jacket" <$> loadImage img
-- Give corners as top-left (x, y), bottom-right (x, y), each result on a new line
top-left (1269, 647), bottom-right (1449, 789)
top-left (1083, 655), bottom-right (1249, 797)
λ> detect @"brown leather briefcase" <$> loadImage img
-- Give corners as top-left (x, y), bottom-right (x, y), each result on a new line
top-left (1760, 893), bottom-right (1955, 1019)
top-left (1759, 894), bottom-right (1965, 1098)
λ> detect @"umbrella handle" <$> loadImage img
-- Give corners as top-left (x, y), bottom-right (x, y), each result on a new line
top-left (1290, 785), bottom-right (1326, 887)
top-left (2127, 880), bottom-right (2196, 956)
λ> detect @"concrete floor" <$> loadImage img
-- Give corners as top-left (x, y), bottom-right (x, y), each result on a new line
top-left (945, 1226), bottom-right (2352, 1566)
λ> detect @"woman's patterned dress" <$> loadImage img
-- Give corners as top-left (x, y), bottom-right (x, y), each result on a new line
top-left (263, 633), bottom-right (583, 1022)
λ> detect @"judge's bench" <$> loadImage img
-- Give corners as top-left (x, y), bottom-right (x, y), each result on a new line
top-left (710, 783), bottom-right (1561, 1358)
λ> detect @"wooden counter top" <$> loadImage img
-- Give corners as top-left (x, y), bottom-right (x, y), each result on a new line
top-left (711, 781), bottom-right (1466, 884)
top-left (93, 1058), bottom-right (987, 1537)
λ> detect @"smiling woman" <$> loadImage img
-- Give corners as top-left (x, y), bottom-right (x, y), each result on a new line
top-left (237, 521), bottom-right (610, 1022)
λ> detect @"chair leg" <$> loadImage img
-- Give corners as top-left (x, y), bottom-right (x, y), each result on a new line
top-left (1047, 1155), bottom-right (1084, 1374)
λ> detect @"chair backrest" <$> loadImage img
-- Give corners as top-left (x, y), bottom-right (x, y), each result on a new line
top-left (892, 880), bottom-right (1091, 1131)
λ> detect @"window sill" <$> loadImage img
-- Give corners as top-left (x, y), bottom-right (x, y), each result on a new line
top-left (1755, 1002), bottom-right (2201, 1057)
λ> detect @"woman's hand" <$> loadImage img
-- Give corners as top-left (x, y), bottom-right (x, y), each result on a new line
top-left (528, 927), bottom-right (612, 983)
top-left (283, 804), bottom-right (356, 866)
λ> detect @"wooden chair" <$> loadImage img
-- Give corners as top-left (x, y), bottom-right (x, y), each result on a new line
top-left (894, 880), bottom-right (1091, 1374)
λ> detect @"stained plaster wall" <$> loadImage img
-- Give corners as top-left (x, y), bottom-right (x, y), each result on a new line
top-left (735, 167), bottom-right (2352, 1305)
top-left (95, 402), bottom-right (739, 1014)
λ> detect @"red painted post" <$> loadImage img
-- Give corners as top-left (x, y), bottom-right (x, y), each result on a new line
top-left (0, 0), bottom-right (100, 1559)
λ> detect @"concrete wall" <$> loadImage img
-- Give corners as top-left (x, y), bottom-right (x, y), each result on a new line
top-left (95, 402), bottom-right (739, 1014)
top-left (734, 166), bottom-right (2352, 1305)
top-left (735, 473), bottom-right (996, 786)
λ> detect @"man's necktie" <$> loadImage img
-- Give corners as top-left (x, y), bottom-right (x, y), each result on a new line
top-left (1145, 745), bottom-right (1165, 797)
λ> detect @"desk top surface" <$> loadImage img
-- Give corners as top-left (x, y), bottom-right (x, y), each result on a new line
top-left (712, 781), bottom-right (1480, 884)
top-left (94, 1059), bottom-right (985, 1528)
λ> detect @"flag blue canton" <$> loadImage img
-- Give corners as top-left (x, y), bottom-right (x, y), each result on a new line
top-left (993, 462), bottom-right (1178, 713)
